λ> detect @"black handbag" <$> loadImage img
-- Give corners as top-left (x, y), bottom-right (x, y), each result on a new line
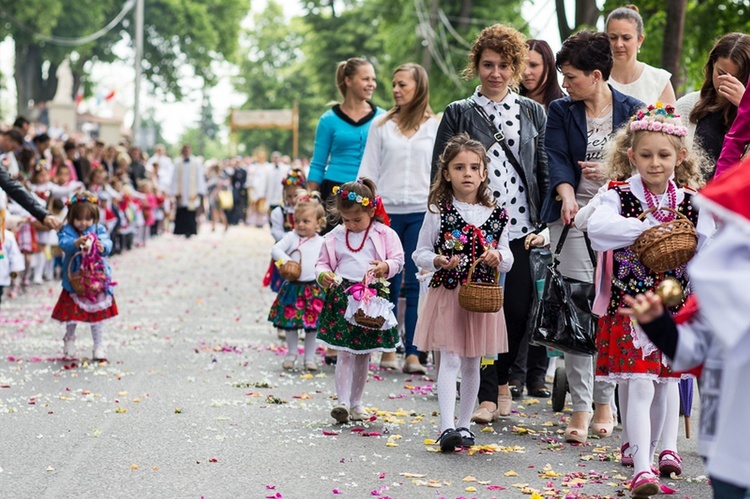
top-left (531, 224), bottom-right (597, 356)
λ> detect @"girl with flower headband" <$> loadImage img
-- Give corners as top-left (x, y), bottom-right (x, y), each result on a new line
top-left (315, 177), bottom-right (404, 424)
top-left (263, 168), bottom-right (308, 295)
top-left (268, 193), bottom-right (326, 371)
top-left (587, 103), bottom-right (713, 498)
top-left (413, 132), bottom-right (513, 452)
top-left (52, 191), bottom-right (117, 362)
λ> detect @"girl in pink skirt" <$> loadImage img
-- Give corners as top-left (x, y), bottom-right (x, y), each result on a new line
top-left (413, 133), bottom-right (513, 452)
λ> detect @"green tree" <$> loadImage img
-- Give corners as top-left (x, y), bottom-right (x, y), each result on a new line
top-left (0, 0), bottom-right (249, 117)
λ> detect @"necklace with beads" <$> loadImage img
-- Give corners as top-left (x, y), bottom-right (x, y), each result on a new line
top-left (643, 181), bottom-right (677, 222)
top-left (345, 222), bottom-right (373, 253)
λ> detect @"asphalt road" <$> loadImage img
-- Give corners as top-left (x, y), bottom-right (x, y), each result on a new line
top-left (0, 226), bottom-right (712, 499)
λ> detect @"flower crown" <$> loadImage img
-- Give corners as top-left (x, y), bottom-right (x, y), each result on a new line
top-left (331, 185), bottom-right (378, 208)
top-left (32, 160), bottom-right (48, 173)
top-left (282, 170), bottom-right (306, 187)
top-left (630, 102), bottom-right (688, 137)
top-left (67, 194), bottom-right (99, 206)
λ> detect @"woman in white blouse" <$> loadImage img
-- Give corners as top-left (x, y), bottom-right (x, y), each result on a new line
top-left (359, 63), bottom-right (439, 373)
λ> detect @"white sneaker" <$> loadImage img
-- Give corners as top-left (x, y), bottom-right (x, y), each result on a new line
top-left (63, 338), bottom-right (76, 358)
top-left (92, 346), bottom-right (107, 361)
top-left (282, 356), bottom-right (296, 370)
top-left (350, 406), bottom-right (369, 421)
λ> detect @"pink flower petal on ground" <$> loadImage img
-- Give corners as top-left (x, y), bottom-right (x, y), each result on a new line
top-left (660, 484), bottom-right (677, 494)
top-left (332, 488), bottom-right (342, 494)
top-left (322, 430), bottom-right (339, 436)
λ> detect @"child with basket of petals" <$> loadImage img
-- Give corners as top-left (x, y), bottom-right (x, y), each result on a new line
top-left (53, 192), bottom-right (117, 362)
top-left (413, 133), bottom-right (513, 452)
top-left (315, 178), bottom-right (404, 424)
top-left (587, 103), bottom-right (713, 498)
top-left (268, 194), bottom-right (327, 371)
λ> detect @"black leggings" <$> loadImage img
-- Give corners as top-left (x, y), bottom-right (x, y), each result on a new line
top-left (478, 237), bottom-right (534, 403)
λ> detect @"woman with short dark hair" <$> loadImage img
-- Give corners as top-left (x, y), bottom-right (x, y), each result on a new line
top-left (541, 29), bottom-right (643, 445)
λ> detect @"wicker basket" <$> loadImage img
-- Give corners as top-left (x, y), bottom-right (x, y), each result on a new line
top-left (68, 252), bottom-right (87, 295)
top-left (278, 249), bottom-right (302, 281)
top-left (630, 207), bottom-right (698, 274)
top-left (353, 309), bottom-right (386, 329)
top-left (458, 258), bottom-right (503, 313)
top-left (352, 274), bottom-right (387, 329)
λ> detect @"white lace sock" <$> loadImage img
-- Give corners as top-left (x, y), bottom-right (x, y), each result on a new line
top-left (64, 323), bottom-right (77, 341)
top-left (656, 380), bottom-right (679, 454)
top-left (623, 378), bottom-right (661, 474)
top-left (285, 329), bottom-right (299, 359)
top-left (437, 350), bottom-right (460, 433)
top-left (303, 330), bottom-right (318, 364)
top-left (456, 355), bottom-right (481, 431)
top-left (349, 353), bottom-right (370, 409)
top-left (334, 350), bottom-right (354, 409)
top-left (91, 324), bottom-right (104, 349)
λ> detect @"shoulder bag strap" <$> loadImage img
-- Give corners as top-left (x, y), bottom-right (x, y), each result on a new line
top-left (554, 223), bottom-right (597, 269)
top-left (466, 98), bottom-right (524, 174)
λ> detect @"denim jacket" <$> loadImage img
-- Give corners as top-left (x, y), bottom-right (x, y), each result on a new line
top-left (58, 223), bottom-right (114, 294)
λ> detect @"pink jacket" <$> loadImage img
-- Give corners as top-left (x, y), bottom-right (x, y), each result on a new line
top-left (715, 76), bottom-right (750, 178)
top-left (315, 222), bottom-right (404, 280)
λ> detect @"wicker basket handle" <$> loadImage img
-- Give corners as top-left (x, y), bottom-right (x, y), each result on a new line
top-left (466, 256), bottom-right (499, 285)
top-left (67, 251), bottom-right (83, 280)
top-left (288, 248), bottom-right (301, 263)
top-left (637, 206), bottom-right (687, 221)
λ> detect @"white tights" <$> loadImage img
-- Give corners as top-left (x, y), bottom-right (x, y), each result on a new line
top-left (334, 351), bottom-right (370, 409)
top-left (437, 350), bottom-right (480, 433)
top-left (284, 329), bottom-right (317, 363)
top-left (621, 378), bottom-right (670, 474)
top-left (65, 323), bottom-right (104, 348)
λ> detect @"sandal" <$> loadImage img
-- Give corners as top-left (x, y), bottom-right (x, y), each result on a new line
top-left (630, 470), bottom-right (660, 497)
top-left (658, 449), bottom-right (683, 476)
top-left (621, 442), bottom-right (634, 467)
top-left (591, 414), bottom-right (616, 438)
top-left (456, 427), bottom-right (475, 447)
top-left (564, 411), bottom-right (591, 444)
top-left (436, 428), bottom-right (462, 453)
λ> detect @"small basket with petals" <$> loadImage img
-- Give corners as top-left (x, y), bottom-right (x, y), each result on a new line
top-left (458, 257), bottom-right (503, 313)
top-left (278, 249), bottom-right (302, 281)
top-left (630, 207), bottom-right (697, 274)
top-left (344, 273), bottom-right (397, 330)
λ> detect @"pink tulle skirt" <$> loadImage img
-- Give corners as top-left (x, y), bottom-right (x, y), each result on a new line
top-left (414, 286), bottom-right (508, 357)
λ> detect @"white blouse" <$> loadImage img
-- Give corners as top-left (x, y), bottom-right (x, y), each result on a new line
top-left (413, 198), bottom-right (513, 273)
top-left (271, 232), bottom-right (325, 282)
top-left (587, 174), bottom-right (714, 252)
top-left (358, 116), bottom-right (439, 214)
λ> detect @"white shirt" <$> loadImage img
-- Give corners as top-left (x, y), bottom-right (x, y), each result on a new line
top-left (171, 156), bottom-right (208, 208)
top-left (147, 153), bottom-right (175, 192)
top-left (609, 63), bottom-right (671, 104)
top-left (587, 174), bottom-right (714, 253)
top-left (579, 113), bottom-right (613, 205)
top-left (358, 116), bottom-right (439, 214)
top-left (413, 198), bottom-right (514, 273)
top-left (472, 87), bottom-right (533, 240)
top-left (271, 231), bottom-right (324, 282)
top-left (258, 162), bottom-right (288, 207)
top-left (269, 205), bottom-right (293, 242)
top-left (0, 230), bottom-right (25, 285)
top-left (331, 229), bottom-right (378, 282)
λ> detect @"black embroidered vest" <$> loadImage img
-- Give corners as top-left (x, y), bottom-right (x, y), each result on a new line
top-left (608, 186), bottom-right (698, 315)
top-left (430, 202), bottom-right (508, 289)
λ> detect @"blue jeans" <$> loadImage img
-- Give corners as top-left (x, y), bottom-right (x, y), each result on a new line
top-left (388, 212), bottom-right (425, 358)
top-left (711, 477), bottom-right (750, 499)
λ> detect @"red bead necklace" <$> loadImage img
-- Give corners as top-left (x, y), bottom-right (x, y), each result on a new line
top-left (345, 221), bottom-right (373, 253)
top-left (643, 181), bottom-right (677, 222)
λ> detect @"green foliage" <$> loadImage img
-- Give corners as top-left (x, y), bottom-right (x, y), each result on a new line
top-left (177, 125), bottom-right (226, 161)
top-left (234, 0), bottom-right (526, 157)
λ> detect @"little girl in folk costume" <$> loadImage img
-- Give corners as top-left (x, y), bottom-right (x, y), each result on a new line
top-left (316, 178), bottom-right (404, 424)
top-left (52, 192), bottom-right (117, 362)
top-left (587, 104), bottom-right (713, 498)
top-left (413, 133), bottom-right (513, 452)
top-left (268, 194), bottom-right (326, 371)
top-left (263, 169), bottom-right (306, 293)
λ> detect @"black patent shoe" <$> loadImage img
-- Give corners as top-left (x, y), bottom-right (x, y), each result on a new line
top-left (456, 427), bottom-right (476, 447)
top-left (436, 428), bottom-right (462, 452)
top-left (527, 381), bottom-right (551, 398)
top-left (509, 380), bottom-right (524, 400)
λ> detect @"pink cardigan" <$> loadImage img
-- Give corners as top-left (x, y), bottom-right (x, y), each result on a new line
top-left (715, 76), bottom-right (750, 178)
top-left (315, 222), bottom-right (404, 280)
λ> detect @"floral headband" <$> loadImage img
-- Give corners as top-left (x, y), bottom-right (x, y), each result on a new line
top-left (32, 160), bottom-right (48, 173)
top-left (331, 185), bottom-right (378, 208)
top-left (67, 194), bottom-right (99, 206)
top-left (630, 102), bottom-right (688, 137)
top-left (282, 170), bottom-right (306, 187)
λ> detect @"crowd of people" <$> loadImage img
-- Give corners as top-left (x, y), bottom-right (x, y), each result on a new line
top-left (2, 3), bottom-right (750, 498)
